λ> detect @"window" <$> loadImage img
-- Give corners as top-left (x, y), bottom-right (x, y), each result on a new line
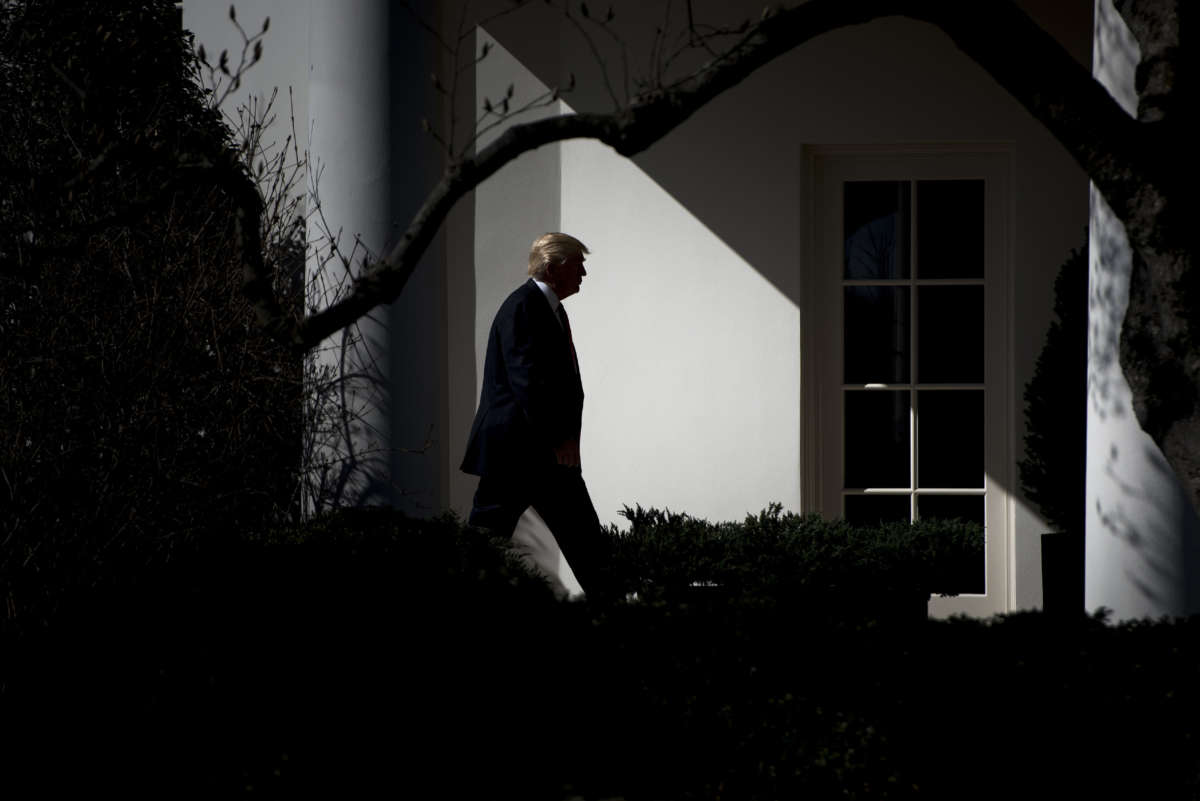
top-left (841, 180), bottom-right (986, 593)
top-left (804, 147), bottom-right (1011, 615)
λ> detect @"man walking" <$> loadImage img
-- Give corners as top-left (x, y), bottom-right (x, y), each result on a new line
top-left (461, 233), bottom-right (608, 597)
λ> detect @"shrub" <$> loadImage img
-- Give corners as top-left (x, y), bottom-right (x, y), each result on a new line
top-left (607, 503), bottom-right (984, 611)
top-left (1, 507), bottom-right (575, 795)
top-left (2, 508), bottom-right (1196, 798)
top-left (1019, 239), bottom-right (1088, 534)
top-left (0, 0), bottom-right (302, 625)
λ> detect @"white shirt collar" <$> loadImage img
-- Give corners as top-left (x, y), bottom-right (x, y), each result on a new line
top-left (531, 278), bottom-right (561, 312)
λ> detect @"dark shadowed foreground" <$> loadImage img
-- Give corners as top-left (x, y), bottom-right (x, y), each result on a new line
top-left (3, 509), bottom-right (1197, 799)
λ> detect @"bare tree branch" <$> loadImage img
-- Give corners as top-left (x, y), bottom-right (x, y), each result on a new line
top-left (472, 85), bottom-right (564, 151)
top-left (281, 0), bottom-right (1140, 353)
top-left (397, 0), bottom-right (455, 54)
top-left (463, 0), bottom-right (541, 43)
top-left (563, 5), bottom-right (623, 108)
top-left (576, 2), bottom-right (635, 105)
top-left (650, 0), bottom-right (674, 88)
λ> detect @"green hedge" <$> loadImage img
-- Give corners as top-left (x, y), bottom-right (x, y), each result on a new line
top-left (3, 508), bottom-right (1196, 798)
top-left (1019, 240), bottom-right (1087, 535)
top-left (0, 0), bottom-right (304, 626)
top-left (607, 503), bottom-right (984, 610)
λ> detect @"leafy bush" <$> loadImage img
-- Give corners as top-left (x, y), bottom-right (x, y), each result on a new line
top-left (0, 0), bottom-right (302, 625)
top-left (607, 503), bottom-right (984, 611)
top-left (1, 507), bottom-right (573, 794)
top-left (2, 507), bottom-right (1196, 798)
top-left (1020, 240), bottom-right (1087, 533)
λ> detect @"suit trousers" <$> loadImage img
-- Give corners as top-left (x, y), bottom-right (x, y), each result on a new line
top-left (469, 465), bottom-right (608, 597)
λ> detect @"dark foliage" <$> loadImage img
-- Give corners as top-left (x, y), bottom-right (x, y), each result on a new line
top-left (8, 509), bottom-right (1181, 799)
top-left (0, 509), bottom-right (573, 796)
top-left (0, 0), bottom-right (303, 625)
top-left (608, 503), bottom-right (985, 609)
top-left (1019, 240), bottom-right (1088, 534)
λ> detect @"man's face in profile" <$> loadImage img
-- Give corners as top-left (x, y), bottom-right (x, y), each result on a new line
top-left (549, 252), bottom-right (587, 300)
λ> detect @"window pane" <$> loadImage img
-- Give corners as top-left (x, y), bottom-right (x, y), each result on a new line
top-left (844, 286), bottom-right (910, 384)
top-left (844, 181), bottom-right (910, 279)
top-left (918, 286), bottom-right (983, 383)
top-left (919, 494), bottom-right (985, 594)
top-left (919, 494), bottom-right (984, 526)
top-left (845, 494), bottom-right (910, 526)
top-left (917, 390), bottom-right (984, 488)
top-left (844, 390), bottom-right (909, 489)
top-left (917, 180), bottom-right (984, 278)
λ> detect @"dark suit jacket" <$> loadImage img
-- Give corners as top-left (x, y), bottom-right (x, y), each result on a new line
top-left (461, 279), bottom-right (584, 477)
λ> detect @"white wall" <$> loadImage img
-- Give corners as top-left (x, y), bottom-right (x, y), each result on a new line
top-left (561, 139), bottom-right (801, 524)
top-left (468, 22), bottom-right (802, 527)
top-left (187, 2), bottom-right (1102, 612)
top-left (1085, 0), bottom-right (1200, 619)
top-left (479, 4), bottom-right (1091, 612)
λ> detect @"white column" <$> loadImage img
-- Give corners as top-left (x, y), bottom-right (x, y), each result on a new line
top-left (306, 0), bottom-right (447, 514)
top-left (1085, 0), bottom-right (1200, 619)
top-left (305, 0), bottom-right (393, 512)
top-left (304, 1), bottom-right (408, 513)
top-left (184, 0), bottom-right (446, 515)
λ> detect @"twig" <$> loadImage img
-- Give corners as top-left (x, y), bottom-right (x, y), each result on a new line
top-left (564, 7), bottom-right (622, 109)
top-left (471, 85), bottom-right (564, 150)
top-left (290, 0), bottom-right (1141, 356)
top-left (397, 0), bottom-right (455, 54)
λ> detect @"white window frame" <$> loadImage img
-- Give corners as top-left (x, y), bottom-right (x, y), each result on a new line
top-left (801, 145), bottom-right (1014, 617)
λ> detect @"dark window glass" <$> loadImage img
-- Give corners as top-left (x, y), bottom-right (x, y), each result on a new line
top-left (919, 494), bottom-right (984, 526)
top-left (844, 286), bottom-right (910, 384)
top-left (844, 181), bottom-right (910, 279)
top-left (918, 390), bottom-right (984, 488)
top-left (917, 286), bottom-right (983, 383)
top-left (844, 390), bottom-right (909, 489)
top-left (917, 180), bottom-right (984, 278)
top-left (845, 494), bottom-right (910, 527)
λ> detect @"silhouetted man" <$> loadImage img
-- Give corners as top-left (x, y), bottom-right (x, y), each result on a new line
top-left (461, 233), bottom-right (608, 598)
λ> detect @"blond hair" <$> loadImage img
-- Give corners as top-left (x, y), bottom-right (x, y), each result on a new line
top-left (527, 232), bottom-right (589, 280)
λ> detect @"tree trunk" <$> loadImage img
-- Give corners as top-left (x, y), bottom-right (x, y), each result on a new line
top-left (1113, 0), bottom-right (1200, 514)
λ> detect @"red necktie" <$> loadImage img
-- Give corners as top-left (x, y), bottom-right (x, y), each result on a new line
top-left (556, 304), bottom-right (579, 374)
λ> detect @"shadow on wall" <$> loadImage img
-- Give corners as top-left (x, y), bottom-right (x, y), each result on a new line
top-left (467, 6), bottom-right (1094, 541)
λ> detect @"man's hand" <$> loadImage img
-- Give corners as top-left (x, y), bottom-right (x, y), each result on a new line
top-left (554, 439), bottom-right (581, 468)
